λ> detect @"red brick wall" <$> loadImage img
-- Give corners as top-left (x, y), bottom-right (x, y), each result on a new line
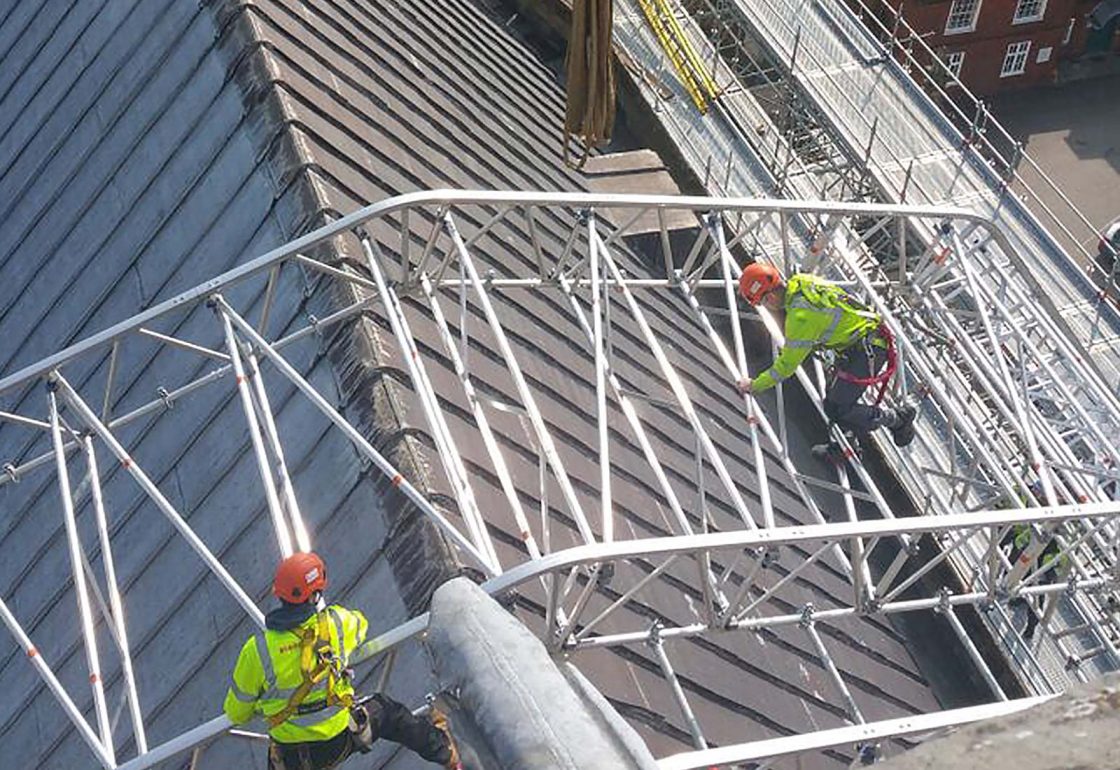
top-left (886, 0), bottom-right (1083, 94)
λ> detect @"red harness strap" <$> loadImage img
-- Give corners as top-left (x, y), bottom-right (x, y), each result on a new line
top-left (833, 323), bottom-right (897, 405)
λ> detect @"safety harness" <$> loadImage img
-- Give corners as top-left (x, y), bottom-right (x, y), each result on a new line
top-left (266, 610), bottom-right (354, 728)
top-left (833, 323), bottom-right (897, 405)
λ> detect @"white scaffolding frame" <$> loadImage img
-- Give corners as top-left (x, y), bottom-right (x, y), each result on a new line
top-left (2, 190), bottom-right (1119, 769)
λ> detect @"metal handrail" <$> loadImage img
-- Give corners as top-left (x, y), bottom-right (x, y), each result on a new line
top-left (842, 0), bottom-right (1120, 276)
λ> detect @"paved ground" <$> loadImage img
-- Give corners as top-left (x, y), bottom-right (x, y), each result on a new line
top-left (991, 75), bottom-right (1120, 269)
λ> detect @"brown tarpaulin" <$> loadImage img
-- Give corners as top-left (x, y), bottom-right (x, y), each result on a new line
top-left (564, 0), bottom-right (616, 168)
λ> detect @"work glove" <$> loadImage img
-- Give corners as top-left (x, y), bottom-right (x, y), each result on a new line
top-left (430, 706), bottom-right (462, 770)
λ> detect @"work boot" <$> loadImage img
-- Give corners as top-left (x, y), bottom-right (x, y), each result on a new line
top-left (430, 706), bottom-right (462, 770)
top-left (811, 440), bottom-right (848, 466)
top-left (889, 401), bottom-right (918, 448)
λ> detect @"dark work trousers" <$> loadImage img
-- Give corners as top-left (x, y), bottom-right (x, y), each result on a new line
top-left (822, 339), bottom-right (890, 435)
top-left (268, 694), bottom-right (451, 770)
top-left (1005, 539), bottom-right (1063, 639)
top-left (1020, 566), bottom-right (1058, 638)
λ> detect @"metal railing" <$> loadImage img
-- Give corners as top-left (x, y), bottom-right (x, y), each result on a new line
top-left (844, 0), bottom-right (1120, 283)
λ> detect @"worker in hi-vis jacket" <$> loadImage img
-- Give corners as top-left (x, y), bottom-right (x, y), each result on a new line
top-left (736, 262), bottom-right (917, 461)
top-left (224, 551), bottom-right (461, 769)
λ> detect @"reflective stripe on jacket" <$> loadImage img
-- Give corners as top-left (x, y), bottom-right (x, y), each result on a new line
top-left (223, 605), bottom-right (369, 743)
top-left (753, 274), bottom-right (881, 392)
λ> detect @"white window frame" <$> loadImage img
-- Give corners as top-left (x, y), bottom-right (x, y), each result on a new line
top-left (945, 51), bottom-right (966, 80)
top-left (1013, 0), bottom-right (1047, 24)
top-left (1000, 40), bottom-right (1032, 77)
top-left (945, 0), bottom-right (982, 33)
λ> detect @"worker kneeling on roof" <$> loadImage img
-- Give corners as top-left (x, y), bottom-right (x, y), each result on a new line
top-left (736, 262), bottom-right (918, 462)
top-left (224, 552), bottom-right (461, 769)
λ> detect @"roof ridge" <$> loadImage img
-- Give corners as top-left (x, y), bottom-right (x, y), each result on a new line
top-left (207, 0), bottom-right (461, 614)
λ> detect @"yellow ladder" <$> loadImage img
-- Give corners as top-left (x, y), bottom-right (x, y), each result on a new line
top-left (636, 0), bottom-right (719, 113)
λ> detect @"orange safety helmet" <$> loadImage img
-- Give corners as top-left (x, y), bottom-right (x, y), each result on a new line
top-left (273, 551), bottom-right (328, 603)
top-left (738, 262), bottom-right (782, 305)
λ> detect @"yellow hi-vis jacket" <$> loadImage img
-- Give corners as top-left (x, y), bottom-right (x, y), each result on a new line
top-left (752, 273), bottom-right (881, 392)
top-left (224, 605), bottom-right (369, 743)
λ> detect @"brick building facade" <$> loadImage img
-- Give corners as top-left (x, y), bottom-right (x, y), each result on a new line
top-left (882, 0), bottom-right (1119, 94)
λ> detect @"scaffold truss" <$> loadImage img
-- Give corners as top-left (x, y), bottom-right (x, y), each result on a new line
top-left (2, 190), bottom-right (1119, 769)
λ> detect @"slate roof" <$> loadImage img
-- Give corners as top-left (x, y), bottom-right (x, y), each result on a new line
top-left (0, 1), bottom-right (971, 767)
